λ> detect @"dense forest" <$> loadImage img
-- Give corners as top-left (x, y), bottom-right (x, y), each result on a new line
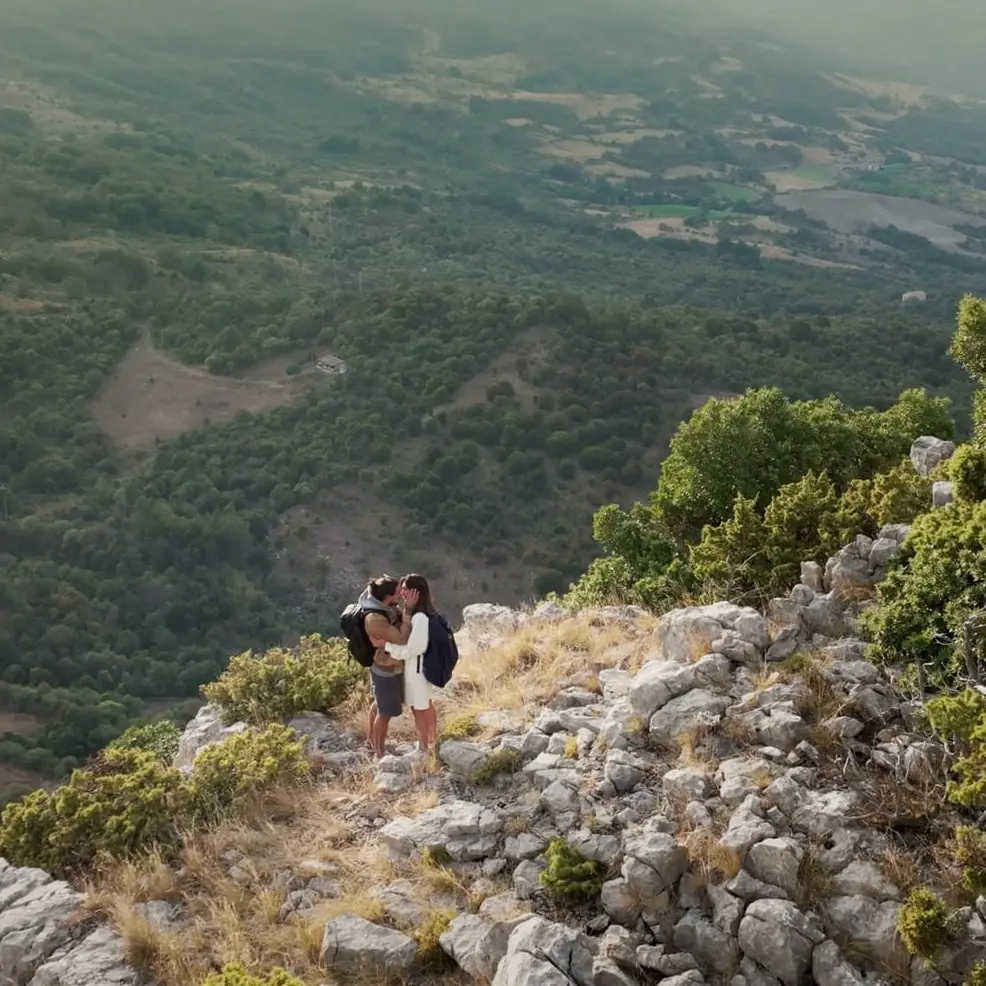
top-left (2, 0), bottom-right (986, 796)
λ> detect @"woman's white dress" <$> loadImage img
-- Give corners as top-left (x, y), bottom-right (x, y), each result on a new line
top-left (385, 611), bottom-right (433, 710)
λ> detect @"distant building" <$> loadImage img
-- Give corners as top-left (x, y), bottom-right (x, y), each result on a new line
top-left (315, 355), bottom-right (348, 375)
top-left (901, 290), bottom-right (927, 303)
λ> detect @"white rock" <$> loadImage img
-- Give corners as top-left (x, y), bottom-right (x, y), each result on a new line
top-left (601, 877), bottom-right (642, 927)
top-left (492, 916), bottom-right (594, 986)
top-left (621, 824), bottom-right (689, 913)
top-left (650, 690), bottom-right (730, 744)
top-left (440, 740), bottom-right (490, 779)
top-left (933, 481), bottom-right (955, 508)
top-left (605, 748), bottom-right (646, 792)
top-left (825, 895), bottom-right (907, 968)
top-left (737, 899), bottom-right (824, 986)
top-left (829, 859), bottom-right (899, 900)
top-left (173, 705), bottom-right (249, 769)
top-left (812, 940), bottom-right (869, 986)
top-left (380, 800), bottom-right (502, 862)
top-left (656, 603), bottom-right (769, 666)
top-left (910, 436), bottom-right (956, 477)
top-left (662, 767), bottom-right (711, 802)
top-left (745, 838), bottom-right (803, 897)
top-left (321, 915), bottom-right (416, 976)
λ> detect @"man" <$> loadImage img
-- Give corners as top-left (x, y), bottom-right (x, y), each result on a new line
top-left (359, 575), bottom-right (420, 758)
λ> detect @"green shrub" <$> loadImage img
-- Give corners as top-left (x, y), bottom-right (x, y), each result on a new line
top-left (898, 888), bottom-right (954, 958)
top-left (108, 720), bottom-right (182, 763)
top-left (439, 714), bottom-right (480, 743)
top-left (199, 963), bottom-right (304, 986)
top-left (926, 690), bottom-right (986, 746)
top-left (834, 459), bottom-right (932, 538)
top-left (471, 748), bottom-right (522, 786)
top-left (0, 748), bottom-right (185, 878)
top-left (203, 634), bottom-right (364, 725)
top-left (863, 500), bottom-right (986, 677)
top-left (954, 826), bottom-right (986, 895)
top-left (186, 724), bottom-right (310, 825)
top-left (951, 445), bottom-right (986, 504)
top-left (540, 838), bottom-right (604, 903)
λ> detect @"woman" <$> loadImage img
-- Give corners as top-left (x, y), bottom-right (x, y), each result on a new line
top-left (384, 573), bottom-right (438, 752)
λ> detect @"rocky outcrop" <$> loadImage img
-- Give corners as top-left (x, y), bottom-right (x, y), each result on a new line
top-left (0, 860), bottom-right (137, 985)
top-left (12, 525), bottom-right (970, 986)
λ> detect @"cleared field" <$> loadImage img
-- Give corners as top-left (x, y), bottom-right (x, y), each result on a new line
top-left (91, 330), bottom-right (325, 449)
top-left (767, 165), bottom-right (838, 192)
top-left (708, 181), bottom-right (762, 202)
top-left (632, 204), bottom-right (735, 219)
top-left (774, 188), bottom-right (986, 251)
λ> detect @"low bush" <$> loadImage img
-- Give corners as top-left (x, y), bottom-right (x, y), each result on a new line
top-left (200, 964), bottom-right (304, 986)
top-left (438, 714), bottom-right (481, 743)
top-left (953, 825), bottom-right (986, 896)
top-left (203, 634), bottom-right (364, 725)
top-left (0, 725), bottom-right (310, 876)
top-left (185, 724), bottom-right (310, 825)
top-left (897, 887), bottom-right (954, 959)
top-left (0, 748), bottom-right (185, 877)
top-left (107, 720), bottom-right (182, 763)
top-left (471, 748), bottom-right (522, 786)
top-left (540, 838), bottom-right (604, 903)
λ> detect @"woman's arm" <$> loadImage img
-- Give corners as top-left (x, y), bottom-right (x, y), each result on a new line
top-left (385, 612), bottom-right (429, 660)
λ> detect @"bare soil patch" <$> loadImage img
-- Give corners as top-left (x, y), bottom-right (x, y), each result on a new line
top-left (273, 488), bottom-right (535, 622)
top-left (586, 161), bottom-right (650, 179)
top-left (822, 73), bottom-right (933, 108)
top-left (766, 170), bottom-right (832, 192)
top-left (438, 326), bottom-right (555, 416)
top-left (757, 243), bottom-right (858, 270)
top-left (438, 53), bottom-right (527, 87)
top-left (507, 90), bottom-right (643, 121)
top-left (538, 138), bottom-right (608, 161)
top-left (619, 217), bottom-right (719, 243)
top-left (0, 78), bottom-right (127, 134)
top-left (0, 712), bottom-right (42, 736)
top-left (775, 188), bottom-right (986, 250)
top-left (91, 330), bottom-right (326, 449)
top-left (595, 128), bottom-right (676, 144)
top-left (0, 763), bottom-right (50, 793)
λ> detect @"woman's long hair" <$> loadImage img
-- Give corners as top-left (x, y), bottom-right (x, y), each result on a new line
top-left (402, 573), bottom-right (436, 616)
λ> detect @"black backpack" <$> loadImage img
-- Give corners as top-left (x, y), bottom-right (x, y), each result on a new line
top-left (419, 613), bottom-right (459, 688)
top-left (339, 603), bottom-right (377, 668)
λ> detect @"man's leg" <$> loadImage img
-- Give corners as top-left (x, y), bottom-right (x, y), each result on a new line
top-left (366, 701), bottom-right (378, 749)
top-left (371, 713), bottom-right (391, 758)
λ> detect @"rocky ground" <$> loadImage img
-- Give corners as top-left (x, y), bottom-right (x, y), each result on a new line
top-left (0, 447), bottom-right (979, 986)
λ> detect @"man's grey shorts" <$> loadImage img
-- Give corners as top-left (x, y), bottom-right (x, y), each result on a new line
top-left (371, 670), bottom-right (404, 718)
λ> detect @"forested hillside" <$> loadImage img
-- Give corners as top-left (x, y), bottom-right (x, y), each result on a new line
top-left (2, 0), bottom-right (986, 795)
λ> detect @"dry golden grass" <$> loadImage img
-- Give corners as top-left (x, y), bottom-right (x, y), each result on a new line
top-left (434, 612), bottom-right (653, 726)
top-left (92, 612), bottom-right (655, 985)
top-left (793, 844), bottom-right (833, 908)
top-left (685, 829), bottom-right (742, 884)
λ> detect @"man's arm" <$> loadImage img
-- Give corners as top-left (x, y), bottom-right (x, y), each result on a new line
top-left (365, 611), bottom-right (413, 646)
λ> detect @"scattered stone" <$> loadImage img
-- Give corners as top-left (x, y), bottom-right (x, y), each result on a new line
top-left (321, 915), bottom-right (416, 977)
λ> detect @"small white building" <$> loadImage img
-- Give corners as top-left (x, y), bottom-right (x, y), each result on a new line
top-left (315, 355), bottom-right (348, 375)
top-left (901, 290), bottom-right (927, 303)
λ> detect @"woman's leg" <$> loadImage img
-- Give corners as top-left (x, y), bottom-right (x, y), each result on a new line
top-left (427, 701), bottom-right (438, 748)
top-left (411, 708), bottom-right (430, 752)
